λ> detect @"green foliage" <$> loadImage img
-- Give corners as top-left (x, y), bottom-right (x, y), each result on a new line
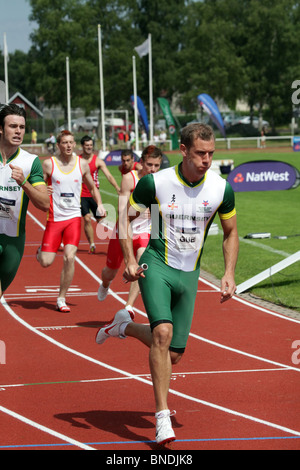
top-left (1, 0), bottom-right (300, 128)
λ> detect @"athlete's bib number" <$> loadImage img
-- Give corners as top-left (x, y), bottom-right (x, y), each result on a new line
top-left (0, 197), bottom-right (15, 220)
top-left (174, 227), bottom-right (201, 252)
top-left (59, 192), bottom-right (76, 208)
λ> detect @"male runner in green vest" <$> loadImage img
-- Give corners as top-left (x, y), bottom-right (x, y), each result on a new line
top-left (0, 104), bottom-right (49, 297)
top-left (96, 123), bottom-right (239, 445)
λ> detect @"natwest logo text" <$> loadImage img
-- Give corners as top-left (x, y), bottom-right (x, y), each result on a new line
top-left (246, 170), bottom-right (290, 183)
top-left (227, 160), bottom-right (299, 192)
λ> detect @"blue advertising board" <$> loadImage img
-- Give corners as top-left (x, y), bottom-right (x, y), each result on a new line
top-left (102, 150), bottom-right (140, 166)
top-left (227, 160), bottom-right (300, 192)
top-left (293, 137), bottom-right (300, 152)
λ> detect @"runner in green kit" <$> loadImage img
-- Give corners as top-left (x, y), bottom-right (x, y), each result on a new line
top-left (96, 123), bottom-right (239, 445)
top-left (0, 104), bottom-right (49, 297)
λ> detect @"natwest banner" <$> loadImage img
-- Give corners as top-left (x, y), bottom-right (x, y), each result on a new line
top-left (227, 160), bottom-right (300, 192)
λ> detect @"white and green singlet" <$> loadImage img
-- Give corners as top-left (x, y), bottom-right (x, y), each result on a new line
top-left (129, 163), bottom-right (236, 272)
top-left (0, 148), bottom-right (45, 237)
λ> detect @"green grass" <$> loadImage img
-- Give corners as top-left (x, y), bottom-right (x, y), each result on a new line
top-left (98, 148), bottom-right (300, 312)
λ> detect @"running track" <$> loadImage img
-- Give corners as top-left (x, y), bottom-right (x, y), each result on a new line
top-left (0, 204), bottom-right (300, 451)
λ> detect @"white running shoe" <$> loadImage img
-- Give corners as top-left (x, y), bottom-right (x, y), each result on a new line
top-left (56, 298), bottom-right (71, 313)
top-left (97, 283), bottom-right (110, 301)
top-left (95, 308), bottom-right (134, 345)
top-left (155, 409), bottom-right (176, 445)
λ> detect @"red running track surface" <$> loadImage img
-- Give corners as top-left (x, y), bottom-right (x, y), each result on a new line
top-left (0, 204), bottom-right (300, 451)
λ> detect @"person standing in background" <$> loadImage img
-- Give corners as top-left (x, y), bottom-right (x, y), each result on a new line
top-left (79, 135), bottom-right (120, 253)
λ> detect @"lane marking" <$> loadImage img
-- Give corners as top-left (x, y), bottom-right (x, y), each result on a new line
top-left (29, 210), bottom-right (300, 324)
top-left (0, 405), bottom-right (95, 450)
top-left (0, 368), bottom-right (288, 390)
top-left (1, 434), bottom-right (300, 450)
top-left (199, 276), bottom-right (300, 325)
top-left (2, 295), bottom-right (300, 438)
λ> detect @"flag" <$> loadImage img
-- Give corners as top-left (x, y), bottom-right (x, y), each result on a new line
top-left (134, 37), bottom-right (150, 58)
top-left (157, 98), bottom-right (179, 150)
top-left (197, 94), bottom-right (226, 137)
top-left (130, 95), bottom-right (149, 135)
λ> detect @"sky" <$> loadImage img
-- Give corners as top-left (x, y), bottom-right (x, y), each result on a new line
top-left (0, 0), bottom-right (36, 53)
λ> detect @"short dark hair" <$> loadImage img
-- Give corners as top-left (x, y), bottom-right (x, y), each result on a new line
top-left (141, 145), bottom-right (163, 161)
top-left (0, 103), bottom-right (27, 129)
top-left (180, 123), bottom-right (215, 149)
top-left (80, 135), bottom-right (93, 146)
top-left (121, 149), bottom-right (133, 159)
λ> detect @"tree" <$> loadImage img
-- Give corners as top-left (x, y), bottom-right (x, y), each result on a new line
top-left (236, 0), bottom-right (300, 129)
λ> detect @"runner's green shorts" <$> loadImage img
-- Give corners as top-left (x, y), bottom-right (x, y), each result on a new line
top-left (0, 233), bottom-right (25, 293)
top-left (138, 248), bottom-right (199, 353)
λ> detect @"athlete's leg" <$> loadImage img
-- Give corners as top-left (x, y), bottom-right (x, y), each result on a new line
top-left (37, 250), bottom-right (56, 268)
top-left (58, 217), bottom-right (81, 300)
top-left (0, 235), bottom-right (25, 295)
top-left (37, 219), bottom-right (62, 268)
top-left (125, 246), bottom-right (145, 309)
top-left (101, 266), bottom-right (118, 289)
top-left (59, 244), bottom-right (78, 299)
top-left (99, 229), bottom-right (123, 295)
top-left (83, 212), bottom-right (95, 247)
top-left (137, 253), bottom-right (185, 414)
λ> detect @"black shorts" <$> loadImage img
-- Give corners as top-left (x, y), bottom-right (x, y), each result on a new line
top-left (81, 197), bottom-right (98, 218)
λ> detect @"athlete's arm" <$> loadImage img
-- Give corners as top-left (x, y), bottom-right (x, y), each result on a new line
top-left (81, 159), bottom-right (107, 218)
top-left (97, 158), bottom-right (120, 194)
top-left (9, 160), bottom-right (49, 212)
top-left (119, 199), bottom-right (143, 283)
top-left (220, 214), bottom-right (239, 303)
top-left (119, 174), bottom-right (154, 282)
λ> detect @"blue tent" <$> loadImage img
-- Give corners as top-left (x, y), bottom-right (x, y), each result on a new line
top-left (197, 94), bottom-right (226, 137)
top-left (130, 95), bottom-right (149, 136)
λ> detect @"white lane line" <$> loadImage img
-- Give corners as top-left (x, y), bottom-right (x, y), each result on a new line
top-left (2, 295), bottom-right (300, 438)
top-left (0, 368), bottom-right (289, 390)
top-left (0, 405), bottom-right (96, 450)
top-left (199, 276), bottom-right (300, 325)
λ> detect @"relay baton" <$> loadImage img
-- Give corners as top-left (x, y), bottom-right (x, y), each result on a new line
top-left (123, 263), bottom-right (148, 283)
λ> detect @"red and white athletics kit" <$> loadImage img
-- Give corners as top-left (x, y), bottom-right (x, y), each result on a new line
top-left (106, 169), bottom-right (150, 270)
top-left (41, 156), bottom-right (83, 252)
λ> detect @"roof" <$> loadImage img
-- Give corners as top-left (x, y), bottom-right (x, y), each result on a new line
top-left (9, 92), bottom-right (43, 118)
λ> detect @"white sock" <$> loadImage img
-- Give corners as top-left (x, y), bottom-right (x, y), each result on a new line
top-left (119, 320), bottom-right (132, 337)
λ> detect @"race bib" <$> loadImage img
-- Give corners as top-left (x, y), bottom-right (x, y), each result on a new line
top-left (174, 227), bottom-right (201, 252)
top-left (0, 197), bottom-right (15, 220)
top-left (59, 192), bottom-right (75, 208)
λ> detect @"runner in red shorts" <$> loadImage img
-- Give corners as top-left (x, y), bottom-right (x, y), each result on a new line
top-left (37, 130), bottom-right (106, 312)
top-left (98, 146), bottom-right (162, 313)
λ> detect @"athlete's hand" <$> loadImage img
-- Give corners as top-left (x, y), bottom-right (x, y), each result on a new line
top-left (220, 274), bottom-right (236, 303)
top-left (9, 164), bottom-right (25, 186)
top-left (123, 262), bottom-right (146, 283)
top-left (47, 185), bottom-right (54, 195)
top-left (96, 205), bottom-right (107, 219)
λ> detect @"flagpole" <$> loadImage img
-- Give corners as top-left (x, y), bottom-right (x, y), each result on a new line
top-left (98, 25), bottom-right (106, 152)
top-left (4, 33), bottom-right (9, 104)
top-left (66, 57), bottom-right (71, 131)
top-left (148, 34), bottom-right (153, 144)
top-left (132, 56), bottom-right (139, 151)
